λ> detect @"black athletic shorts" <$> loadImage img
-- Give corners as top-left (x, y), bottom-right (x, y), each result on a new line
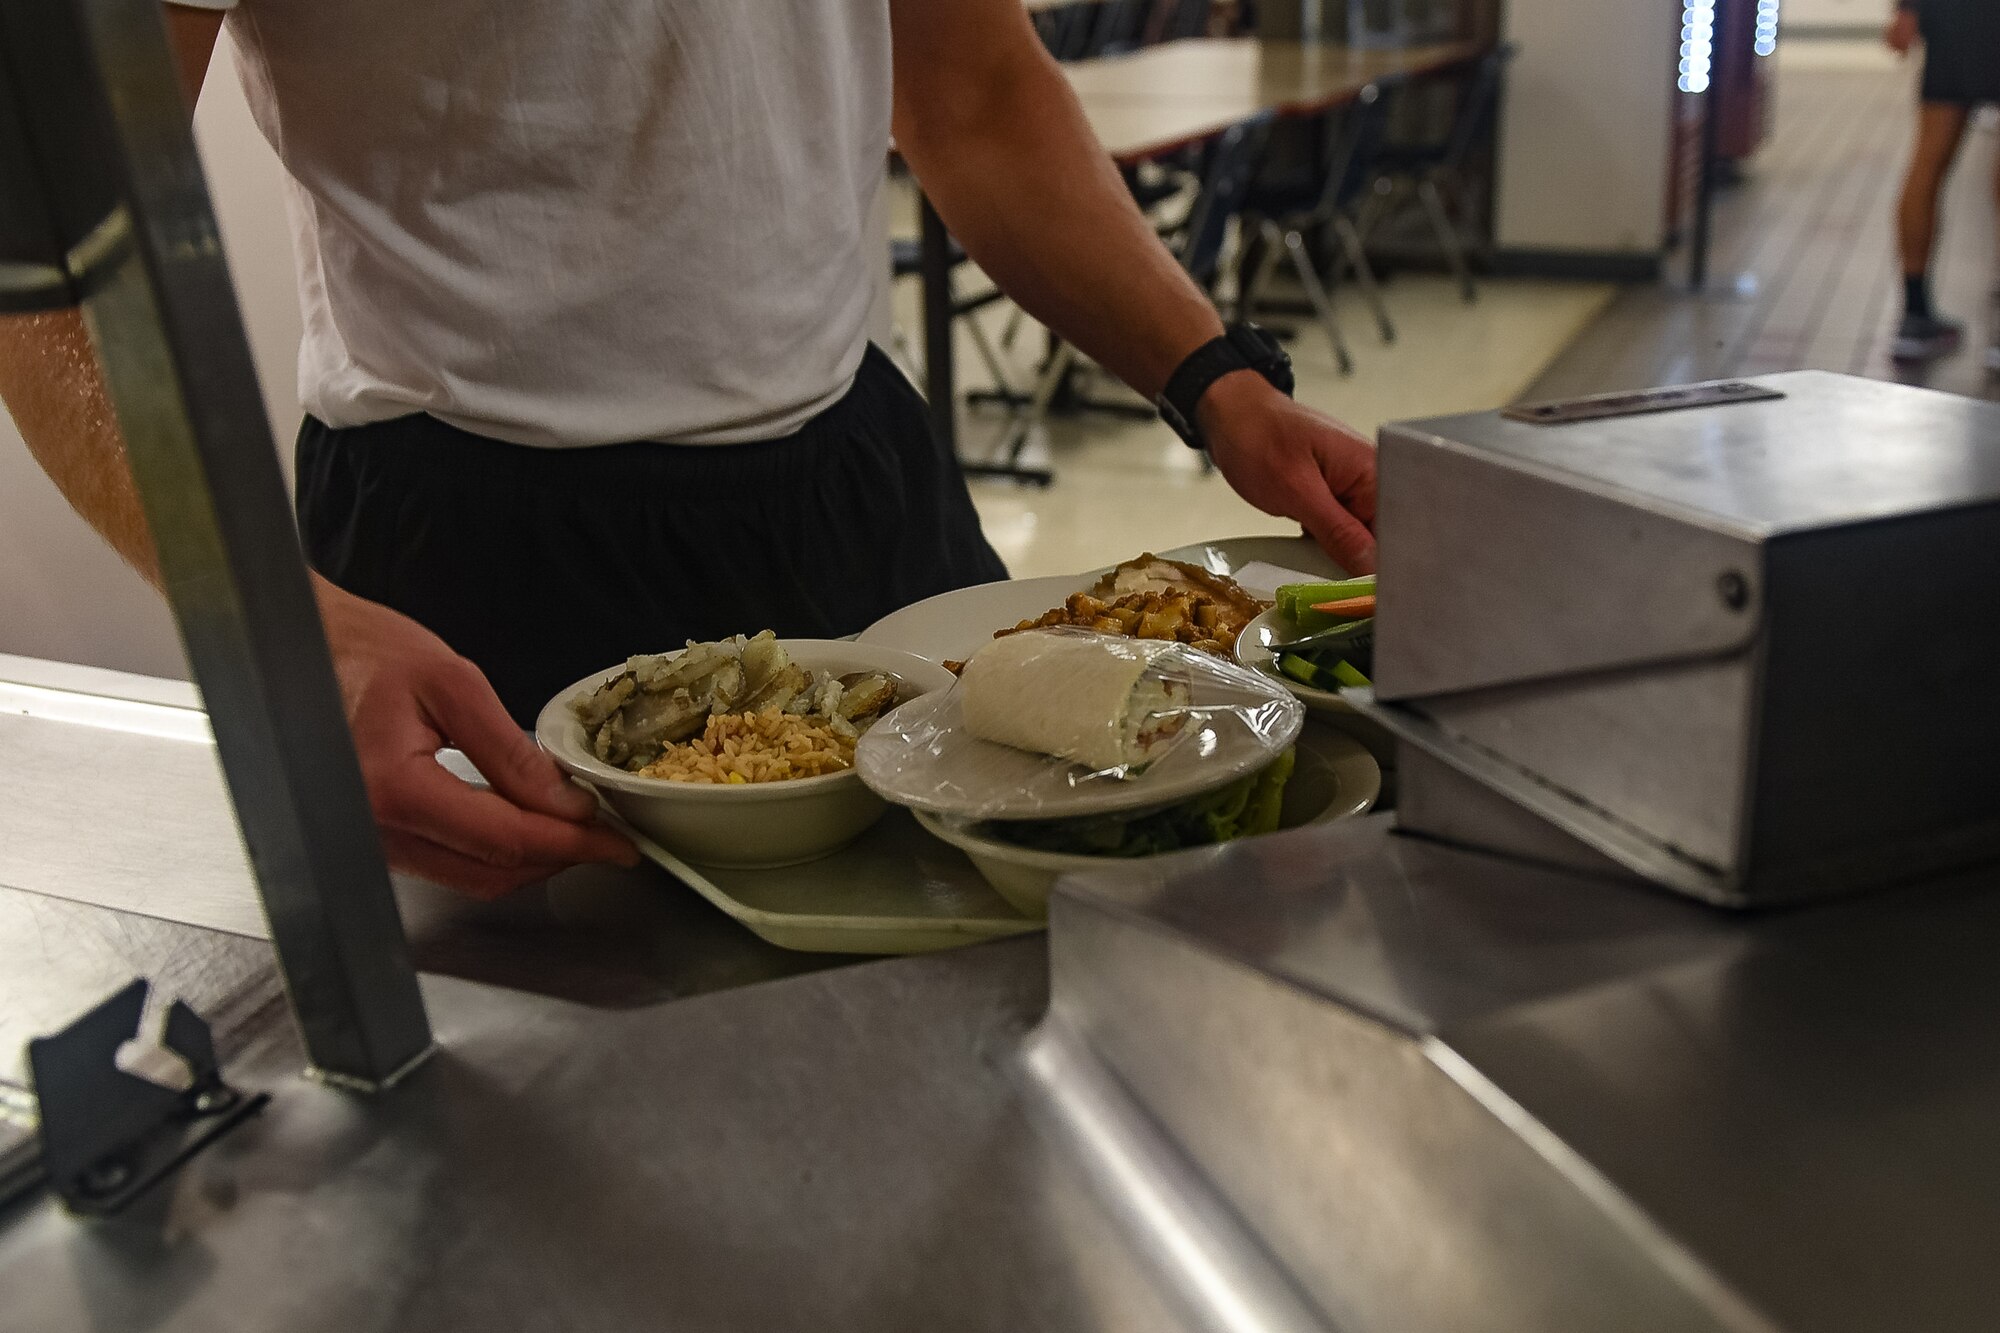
top-left (1918, 0), bottom-right (2000, 105)
top-left (296, 344), bottom-right (1008, 726)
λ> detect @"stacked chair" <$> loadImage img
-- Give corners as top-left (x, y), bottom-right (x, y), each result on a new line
top-left (988, 112), bottom-right (1276, 472)
top-left (897, 8), bottom-right (1519, 478)
top-left (1036, 0), bottom-right (1214, 60)
top-left (1236, 83), bottom-right (1396, 376)
top-left (1362, 43), bottom-right (1517, 304)
top-left (924, 0), bottom-right (1235, 471)
top-left (886, 232), bottom-right (1017, 398)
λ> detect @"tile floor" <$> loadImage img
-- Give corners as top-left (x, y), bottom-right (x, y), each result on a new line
top-left (888, 195), bottom-right (1614, 577)
top-left (1528, 37), bottom-right (1999, 404)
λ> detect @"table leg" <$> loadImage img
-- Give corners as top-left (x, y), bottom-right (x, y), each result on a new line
top-left (922, 194), bottom-right (1054, 486)
top-left (918, 192), bottom-right (956, 457)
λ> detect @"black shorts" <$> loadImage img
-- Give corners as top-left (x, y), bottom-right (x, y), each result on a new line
top-left (1919, 0), bottom-right (2000, 105)
top-left (296, 345), bottom-right (1007, 725)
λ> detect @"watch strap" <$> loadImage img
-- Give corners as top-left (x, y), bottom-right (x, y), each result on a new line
top-left (1158, 336), bottom-right (1252, 450)
top-left (1157, 324), bottom-right (1294, 450)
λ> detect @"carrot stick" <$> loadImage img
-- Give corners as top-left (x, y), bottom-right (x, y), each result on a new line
top-left (1309, 595), bottom-right (1376, 617)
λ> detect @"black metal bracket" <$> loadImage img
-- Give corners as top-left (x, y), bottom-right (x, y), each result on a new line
top-left (25, 979), bottom-right (268, 1217)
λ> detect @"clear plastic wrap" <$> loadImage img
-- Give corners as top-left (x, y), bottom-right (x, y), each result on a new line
top-left (854, 628), bottom-right (1305, 821)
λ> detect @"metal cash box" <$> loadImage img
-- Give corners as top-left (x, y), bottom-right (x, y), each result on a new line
top-left (1364, 371), bottom-right (2000, 907)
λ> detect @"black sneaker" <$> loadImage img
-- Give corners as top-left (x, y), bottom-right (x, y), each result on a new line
top-left (1892, 312), bottom-right (1963, 363)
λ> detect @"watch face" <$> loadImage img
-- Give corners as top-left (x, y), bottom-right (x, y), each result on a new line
top-left (1155, 394), bottom-right (1199, 448)
top-left (1231, 322), bottom-right (1294, 395)
top-left (1239, 322), bottom-right (1283, 359)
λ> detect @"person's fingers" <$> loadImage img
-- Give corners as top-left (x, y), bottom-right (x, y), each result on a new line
top-left (375, 754), bottom-right (640, 870)
top-left (379, 828), bottom-right (570, 900)
top-left (419, 657), bottom-right (601, 822)
top-left (1305, 508), bottom-right (1379, 575)
top-left (1288, 466), bottom-right (1378, 574)
top-left (1337, 459), bottom-right (1378, 528)
top-left (1311, 428), bottom-right (1378, 527)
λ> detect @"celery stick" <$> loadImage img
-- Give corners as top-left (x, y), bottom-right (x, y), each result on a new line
top-left (1277, 577), bottom-right (1375, 621)
top-left (1330, 660), bottom-right (1371, 689)
top-left (1293, 607), bottom-right (1368, 633)
top-left (1277, 653), bottom-right (1317, 686)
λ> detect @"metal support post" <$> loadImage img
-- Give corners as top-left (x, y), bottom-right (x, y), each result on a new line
top-left (918, 193), bottom-right (958, 458)
top-left (0, 0), bottom-right (432, 1088)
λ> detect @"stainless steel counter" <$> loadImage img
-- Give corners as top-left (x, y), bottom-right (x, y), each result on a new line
top-left (1, 655), bottom-right (1205, 1332)
top-left (0, 654), bottom-right (860, 1016)
top-left (1048, 821), bottom-right (2000, 1332)
top-left (1, 920), bottom-right (1215, 1333)
top-left (9, 655), bottom-right (2000, 1332)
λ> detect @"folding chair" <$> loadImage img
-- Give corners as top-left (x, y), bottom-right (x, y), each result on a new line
top-left (990, 113), bottom-right (1276, 472)
top-left (1034, 3), bottom-right (1096, 62)
top-left (1086, 0), bottom-right (1153, 56)
top-left (1145, 0), bottom-right (1216, 42)
top-left (1365, 44), bottom-right (1517, 304)
top-left (888, 234), bottom-right (1016, 400)
top-left (1238, 83), bottom-right (1395, 376)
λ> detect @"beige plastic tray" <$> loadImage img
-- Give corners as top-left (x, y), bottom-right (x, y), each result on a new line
top-left (606, 806), bottom-right (1043, 955)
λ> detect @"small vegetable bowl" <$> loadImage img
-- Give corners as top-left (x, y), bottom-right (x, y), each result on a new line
top-left (911, 721), bottom-right (1380, 918)
top-left (1236, 608), bottom-right (1359, 716)
top-left (537, 640), bottom-right (955, 870)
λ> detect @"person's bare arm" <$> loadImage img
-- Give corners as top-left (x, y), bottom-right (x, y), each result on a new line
top-left (1884, 2), bottom-right (1919, 54)
top-left (0, 6), bottom-right (634, 895)
top-left (890, 0), bottom-right (1376, 571)
top-left (0, 7), bottom-right (224, 585)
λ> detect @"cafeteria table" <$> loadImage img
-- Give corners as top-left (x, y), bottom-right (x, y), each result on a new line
top-left (917, 37), bottom-right (1484, 473)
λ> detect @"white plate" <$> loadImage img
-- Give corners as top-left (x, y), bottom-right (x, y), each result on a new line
top-left (856, 537), bottom-right (1347, 668)
top-left (911, 720), bottom-right (1381, 919)
top-left (855, 661), bottom-right (1306, 822)
top-left (604, 807), bottom-right (1041, 955)
top-left (1236, 607), bottom-right (1359, 718)
top-left (1154, 535), bottom-right (1348, 588)
top-left (855, 574), bottom-right (1090, 665)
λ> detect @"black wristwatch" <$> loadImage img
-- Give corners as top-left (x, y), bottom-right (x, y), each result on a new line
top-left (1156, 322), bottom-right (1295, 451)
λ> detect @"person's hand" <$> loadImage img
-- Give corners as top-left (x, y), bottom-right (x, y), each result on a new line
top-left (1884, 8), bottom-right (1918, 54)
top-left (1199, 370), bottom-right (1378, 574)
top-left (312, 575), bottom-right (639, 898)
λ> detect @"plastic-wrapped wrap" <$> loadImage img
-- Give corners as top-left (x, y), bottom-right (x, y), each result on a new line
top-left (855, 628), bottom-right (1305, 822)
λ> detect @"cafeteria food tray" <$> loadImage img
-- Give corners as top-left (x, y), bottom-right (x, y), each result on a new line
top-left (604, 806), bottom-right (1042, 955)
top-left (606, 537), bottom-right (1357, 954)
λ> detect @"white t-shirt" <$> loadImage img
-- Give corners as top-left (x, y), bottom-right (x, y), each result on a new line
top-left (188, 0), bottom-right (890, 446)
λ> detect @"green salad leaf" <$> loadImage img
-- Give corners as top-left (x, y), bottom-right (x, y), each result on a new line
top-left (986, 748), bottom-right (1297, 858)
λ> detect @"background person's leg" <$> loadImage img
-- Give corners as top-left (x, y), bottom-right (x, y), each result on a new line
top-left (1894, 101), bottom-right (1971, 361)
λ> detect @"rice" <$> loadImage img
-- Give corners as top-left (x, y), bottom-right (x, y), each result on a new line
top-left (635, 710), bottom-right (856, 784)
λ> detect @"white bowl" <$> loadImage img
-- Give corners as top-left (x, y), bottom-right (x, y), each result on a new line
top-left (536, 640), bottom-right (956, 869)
top-left (912, 722), bottom-right (1380, 918)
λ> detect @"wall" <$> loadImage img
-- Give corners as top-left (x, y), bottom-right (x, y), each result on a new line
top-left (1494, 0), bottom-right (1681, 260)
top-left (0, 34), bottom-right (300, 679)
top-left (1781, 0), bottom-right (1879, 33)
